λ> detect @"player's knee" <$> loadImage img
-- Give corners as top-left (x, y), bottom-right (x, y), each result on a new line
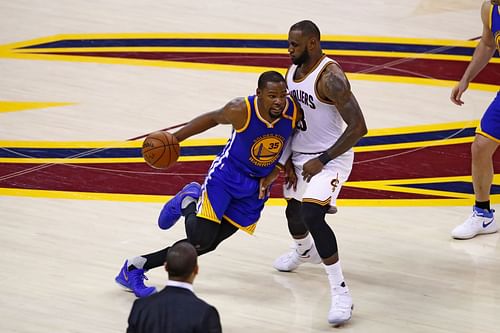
top-left (186, 217), bottom-right (218, 255)
top-left (286, 199), bottom-right (308, 235)
top-left (301, 202), bottom-right (328, 232)
top-left (472, 135), bottom-right (498, 159)
top-left (285, 198), bottom-right (301, 220)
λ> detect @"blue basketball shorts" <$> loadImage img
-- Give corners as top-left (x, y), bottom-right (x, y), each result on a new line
top-left (477, 91), bottom-right (500, 142)
top-left (196, 159), bottom-right (269, 234)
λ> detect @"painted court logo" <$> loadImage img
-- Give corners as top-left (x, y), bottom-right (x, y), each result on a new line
top-left (250, 134), bottom-right (284, 167)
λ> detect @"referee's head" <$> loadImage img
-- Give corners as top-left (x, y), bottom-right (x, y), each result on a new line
top-left (165, 241), bottom-right (198, 282)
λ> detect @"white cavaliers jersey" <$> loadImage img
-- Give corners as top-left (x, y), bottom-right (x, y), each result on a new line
top-left (286, 55), bottom-right (350, 154)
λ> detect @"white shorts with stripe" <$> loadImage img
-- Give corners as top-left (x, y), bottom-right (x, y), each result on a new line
top-left (283, 150), bottom-right (354, 206)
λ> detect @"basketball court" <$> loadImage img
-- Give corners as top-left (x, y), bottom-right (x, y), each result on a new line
top-left (0, 1), bottom-right (499, 332)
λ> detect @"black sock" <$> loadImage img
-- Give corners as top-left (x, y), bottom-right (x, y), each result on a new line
top-left (475, 200), bottom-right (490, 212)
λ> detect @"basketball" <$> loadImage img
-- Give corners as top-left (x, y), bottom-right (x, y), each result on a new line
top-left (142, 131), bottom-right (180, 169)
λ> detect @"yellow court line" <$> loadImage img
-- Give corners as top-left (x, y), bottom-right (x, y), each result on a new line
top-left (367, 120), bottom-right (479, 136)
top-left (345, 175), bottom-right (500, 200)
top-left (12, 46), bottom-right (499, 63)
top-left (1, 44), bottom-right (499, 92)
top-left (0, 51), bottom-right (275, 73)
top-left (0, 51), bottom-right (497, 93)
top-left (346, 182), bottom-right (472, 199)
top-left (12, 47), bottom-right (290, 54)
top-left (0, 187), bottom-right (286, 205)
top-left (0, 155), bottom-right (217, 164)
top-left (0, 187), bottom-right (171, 203)
top-left (338, 197), bottom-right (499, 206)
top-left (0, 123), bottom-right (475, 158)
top-left (0, 140), bottom-right (141, 148)
top-left (351, 174), bottom-right (500, 185)
top-left (0, 138), bottom-right (473, 162)
top-left (354, 137), bottom-right (473, 153)
top-left (346, 73), bottom-right (499, 92)
top-left (0, 138), bottom-right (227, 148)
top-left (0, 32), bottom-right (481, 48)
top-left (1, 187), bottom-right (497, 206)
top-left (0, 101), bottom-right (75, 113)
top-left (345, 175), bottom-right (465, 188)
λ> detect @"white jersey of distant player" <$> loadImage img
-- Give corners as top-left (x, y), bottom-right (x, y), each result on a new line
top-left (286, 55), bottom-right (351, 156)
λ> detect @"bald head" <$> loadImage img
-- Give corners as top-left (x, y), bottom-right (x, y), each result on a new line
top-left (165, 241), bottom-right (198, 281)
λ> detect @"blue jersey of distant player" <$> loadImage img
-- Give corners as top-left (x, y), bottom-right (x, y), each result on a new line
top-left (477, 4), bottom-right (500, 142)
top-left (196, 95), bottom-right (298, 232)
top-left (493, 4), bottom-right (500, 51)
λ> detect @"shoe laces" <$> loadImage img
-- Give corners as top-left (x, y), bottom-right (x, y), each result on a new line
top-left (129, 269), bottom-right (149, 289)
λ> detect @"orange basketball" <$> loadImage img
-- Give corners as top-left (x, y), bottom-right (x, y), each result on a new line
top-left (142, 131), bottom-right (180, 169)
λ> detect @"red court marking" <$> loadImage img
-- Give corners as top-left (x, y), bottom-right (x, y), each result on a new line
top-left (1, 143), bottom-right (498, 199)
top-left (44, 52), bottom-right (500, 85)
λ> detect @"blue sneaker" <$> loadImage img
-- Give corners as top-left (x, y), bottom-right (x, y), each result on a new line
top-left (158, 182), bottom-right (201, 230)
top-left (115, 260), bottom-right (156, 298)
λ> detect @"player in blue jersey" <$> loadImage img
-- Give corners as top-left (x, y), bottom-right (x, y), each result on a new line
top-left (116, 70), bottom-right (299, 297)
top-left (450, 1), bottom-right (500, 239)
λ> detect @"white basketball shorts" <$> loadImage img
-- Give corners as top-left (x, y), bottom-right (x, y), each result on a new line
top-left (283, 150), bottom-right (354, 206)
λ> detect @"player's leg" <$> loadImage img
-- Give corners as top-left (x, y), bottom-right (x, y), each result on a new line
top-left (184, 202), bottom-right (238, 255)
top-left (128, 177), bottom-right (232, 269)
top-left (472, 136), bottom-right (498, 202)
top-left (452, 94), bottom-right (500, 239)
top-left (118, 208), bottom-right (234, 298)
top-left (300, 199), bottom-right (353, 326)
top-left (273, 198), bottom-right (322, 271)
top-left (295, 153), bottom-right (354, 325)
top-left (274, 155), bottom-right (321, 271)
top-left (274, 153), bottom-right (351, 273)
top-left (115, 182), bottom-right (202, 297)
top-left (452, 135), bottom-right (499, 239)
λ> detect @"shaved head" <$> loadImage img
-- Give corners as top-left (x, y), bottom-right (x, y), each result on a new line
top-left (289, 20), bottom-right (321, 40)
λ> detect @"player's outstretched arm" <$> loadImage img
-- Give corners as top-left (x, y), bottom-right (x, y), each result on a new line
top-left (451, 1), bottom-right (497, 106)
top-left (173, 97), bottom-right (248, 142)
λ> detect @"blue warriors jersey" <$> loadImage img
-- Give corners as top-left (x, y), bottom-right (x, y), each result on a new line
top-left (492, 4), bottom-right (500, 52)
top-left (477, 4), bottom-right (500, 142)
top-left (196, 95), bottom-right (298, 232)
top-left (222, 95), bottom-right (297, 178)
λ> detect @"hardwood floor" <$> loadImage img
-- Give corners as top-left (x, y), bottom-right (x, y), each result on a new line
top-left (0, 1), bottom-right (498, 332)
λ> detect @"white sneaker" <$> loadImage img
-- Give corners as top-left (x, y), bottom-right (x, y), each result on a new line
top-left (328, 284), bottom-right (353, 326)
top-left (451, 207), bottom-right (498, 239)
top-left (273, 244), bottom-right (322, 272)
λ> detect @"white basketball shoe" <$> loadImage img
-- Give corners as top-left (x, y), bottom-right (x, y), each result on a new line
top-left (328, 283), bottom-right (353, 326)
top-left (451, 207), bottom-right (498, 239)
top-left (273, 244), bottom-right (322, 272)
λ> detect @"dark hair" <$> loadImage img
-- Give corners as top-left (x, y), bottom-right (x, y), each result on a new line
top-left (166, 241), bottom-right (197, 280)
top-left (290, 20), bottom-right (321, 40)
top-left (257, 70), bottom-right (285, 89)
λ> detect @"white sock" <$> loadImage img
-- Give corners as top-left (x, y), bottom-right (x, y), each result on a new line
top-left (181, 196), bottom-right (197, 209)
top-left (324, 261), bottom-right (348, 291)
top-left (294, 233), bottom-right (314, 255)
top-left (128, 256), bottom-right (147, 270)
